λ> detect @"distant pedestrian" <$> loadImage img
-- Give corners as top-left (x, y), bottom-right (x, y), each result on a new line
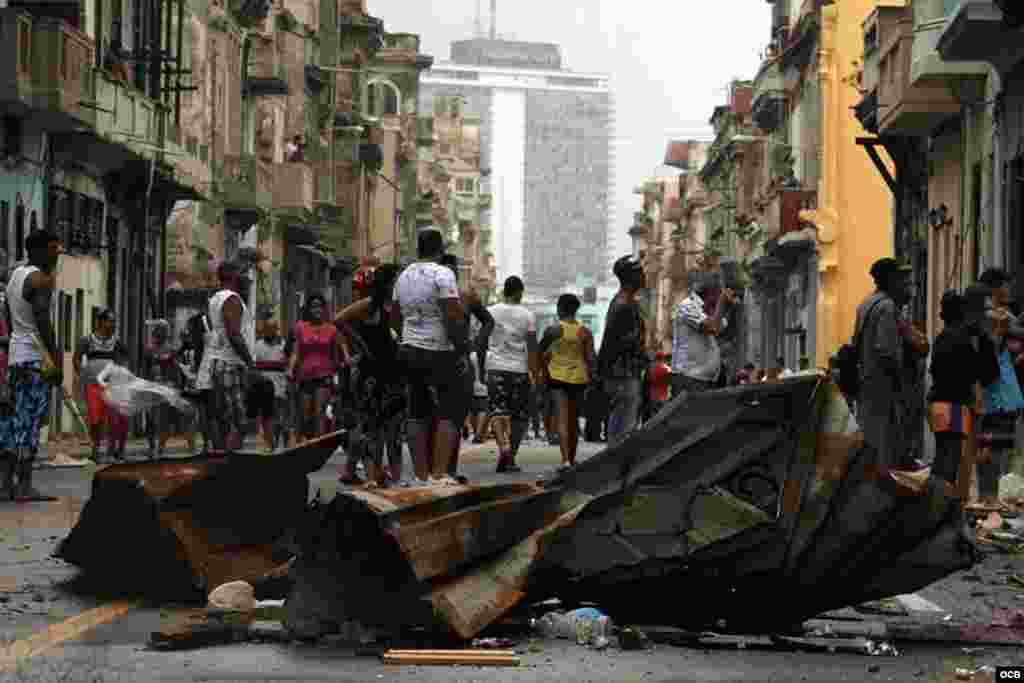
top-left (540, 293), bottom-right (596, 470)
top-left (598, 256), bottom-right (648, 444)
top-left (486, 276), bottom-right (539, 473)
top-left (146, 319), bottom-right (179, 459)
top-left (853, 258), bottom-right (913, 470)
top-left (253, 320), bottom-right (289, 452)
top-left (927, 290), bottom-right (995, 486)
top-left (671, 270), bottom-right (736, 398)
top-left (0, 230), bottom-right (64, 501)
top-left (73, 308), bottom-right (129, 463)
top-left (975, 270), bottom-right (1024, 508)
top-left (394, 229), bottom-right (470, 484)
top-left (197, 261), bottom-right (255, 452)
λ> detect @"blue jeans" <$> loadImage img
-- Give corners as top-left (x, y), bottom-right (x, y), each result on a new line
top-left (603, 377), bottom-right (643, 444)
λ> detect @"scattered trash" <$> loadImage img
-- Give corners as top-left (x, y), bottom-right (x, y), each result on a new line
top-left (533, 608), bottom-right (612, 646)
top-left (961, 647), bottom-right (986, 656)
top-left (618, 626), bottom-right (651, 651)
top-left (955, 668), bottom-right (972, 680)
top-left (208, 581), bottom-right (256, 612)
top-left (944, 614), bottom-right (954, 621)
top-left (381, 649), bottom-right (519, 667)
top-left (866, 640), bottom-right (899, 656)
top-left (149, 609), bottom-right (253, 651)
top-left (471, 638), bottom-right (516, 649)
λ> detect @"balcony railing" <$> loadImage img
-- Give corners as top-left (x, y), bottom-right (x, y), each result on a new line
top-left (0, 10), bottom-right (34, 107)
top-left (382, 33), bottom-right (419, 52)
top-left (938, 0), bottom-right (1024, 73)
top-left (29, 16), bottom-right (94, 126)
top-left (245, 35), bottom-right (288, 96)
top-left (90, 70), bottom-right (160, 151)
top-left (911, 1), bottom-right (988, 85)
top-left (273, 162), bottom-right (314, 214)
top-left (218, 154), bottom-right (270, 209)
top-left (876, 9), bottom-right (963, 134)
top-left (751, 59), bottom-right (785, 132)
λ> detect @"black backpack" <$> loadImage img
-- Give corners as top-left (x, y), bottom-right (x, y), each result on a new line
top-left (833, 298), bottom-right (885, 398)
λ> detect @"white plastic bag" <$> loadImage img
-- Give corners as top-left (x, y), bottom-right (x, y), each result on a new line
top-left (97, 364), bottom-right (194, 417)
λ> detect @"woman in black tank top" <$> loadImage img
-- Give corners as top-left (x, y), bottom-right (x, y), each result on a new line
top-left (335, 265), bottom-right (404, 486)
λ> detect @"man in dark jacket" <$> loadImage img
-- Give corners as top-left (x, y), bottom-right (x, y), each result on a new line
top-left (598, 255), bottom-right (647, 444)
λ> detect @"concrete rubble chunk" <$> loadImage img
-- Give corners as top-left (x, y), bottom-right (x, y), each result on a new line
top-left (208, 581), bottom-right (256, 612)
top-left (282, 375), bottom-right (979, 639)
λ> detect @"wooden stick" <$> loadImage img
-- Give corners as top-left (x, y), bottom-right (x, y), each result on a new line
top-left (384, 650), bottom-right (516, 656)
top-left (31, 333), bottom-right (93, 445)
top-left (383, 653), bottom-right (519, 666)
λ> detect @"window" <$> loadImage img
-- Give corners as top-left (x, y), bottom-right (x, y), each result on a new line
top-left (456, 178), bottom-right (476, 194)
top-left (366, 80), bottom-right (400, 117)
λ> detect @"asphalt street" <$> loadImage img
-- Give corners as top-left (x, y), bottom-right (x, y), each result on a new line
top-left (0, 437), bottom-right (1022, 682)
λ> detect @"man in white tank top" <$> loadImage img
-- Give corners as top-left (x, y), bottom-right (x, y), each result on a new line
top-left (196, 261), bottom-right (255, 452)
top-left (0, 230), bottom-right (63, 501)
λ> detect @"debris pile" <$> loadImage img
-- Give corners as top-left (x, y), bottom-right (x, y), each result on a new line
top-left (282, 375), bottom-right (979, 639)
top-left (56, 432), bottom-right (344, 598)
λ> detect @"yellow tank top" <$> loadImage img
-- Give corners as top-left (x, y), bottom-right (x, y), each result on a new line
top-left (547, 320), bottom-right (588, 385)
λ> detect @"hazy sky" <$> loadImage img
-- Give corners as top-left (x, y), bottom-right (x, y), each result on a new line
top-left (368, 0), bottom-right (771, 258)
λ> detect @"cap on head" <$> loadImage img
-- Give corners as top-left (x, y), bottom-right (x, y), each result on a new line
top-left (869, 257), bottom-right (911, 284)
top-left (25, 230), bottom-right (60, 252)
top-left (613, 255), bottom-right (643, 281)
top-left (95, 307), bottom-right (116, 323)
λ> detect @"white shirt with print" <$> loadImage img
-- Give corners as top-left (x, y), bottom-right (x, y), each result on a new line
top-left (486, 302), bottom-right (536, 375)
top-left (394, 262), bottom-right (460, 352)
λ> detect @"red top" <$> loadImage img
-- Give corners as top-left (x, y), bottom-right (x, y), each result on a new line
top-left (295, 321), bottom-right (339, 381)
top-left (648, 362), bottom-right (672, 402)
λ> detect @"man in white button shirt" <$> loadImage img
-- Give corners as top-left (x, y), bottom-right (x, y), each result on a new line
top-left (671, 271), bottom-right (737, 398)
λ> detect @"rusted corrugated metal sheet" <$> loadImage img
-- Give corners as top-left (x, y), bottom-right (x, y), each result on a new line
top-left (286, 376), bottom-right (976, 639)
top-left (56, 432), bottom-right (345, 597)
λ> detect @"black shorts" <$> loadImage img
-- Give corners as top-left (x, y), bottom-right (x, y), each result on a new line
top-left (548, 379), bottom-right (587, 400)
top-left (246, 378), bottom-right (276, 419)
top-left (399, 345), bottom-right (468, 423)
top-left (487, 370), bottom-right (531, 421)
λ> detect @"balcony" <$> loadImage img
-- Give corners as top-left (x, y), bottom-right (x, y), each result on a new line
top-left (0, 10), bottom-right (34, 109)
top-left (273, 162), bottom-right (314, 216)
top-left (911, 1), bottom-right (989, 88)
top-left (245, 35), bottom-right (288, 96)
top-left (218, 154), bottom-right (270, 210)
top-left (376, 32), bottom-right (420, 64)
top-left (751, 59), bottom-right (785, 132)
top-left (876, 10), bottom-right (963, 135)
top-left (764, 189), bottom-right (816, 239)
top-left (90, 71), bottom-right (161, 150)
top-left (938, 1), bottom-right (1024, 74)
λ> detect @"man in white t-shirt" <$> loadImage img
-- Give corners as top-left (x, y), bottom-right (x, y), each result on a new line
top-left (393, 229), bottom-right (470, 484)
top-left (485, 276), bottom-right (539, 473)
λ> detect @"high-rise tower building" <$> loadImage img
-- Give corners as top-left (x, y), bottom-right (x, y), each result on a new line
top-left (420, 39), bottom-right (615, 299)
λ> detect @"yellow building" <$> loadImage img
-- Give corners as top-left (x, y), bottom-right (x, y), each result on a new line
top-left (796, 0), bottom-right (895, 364)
